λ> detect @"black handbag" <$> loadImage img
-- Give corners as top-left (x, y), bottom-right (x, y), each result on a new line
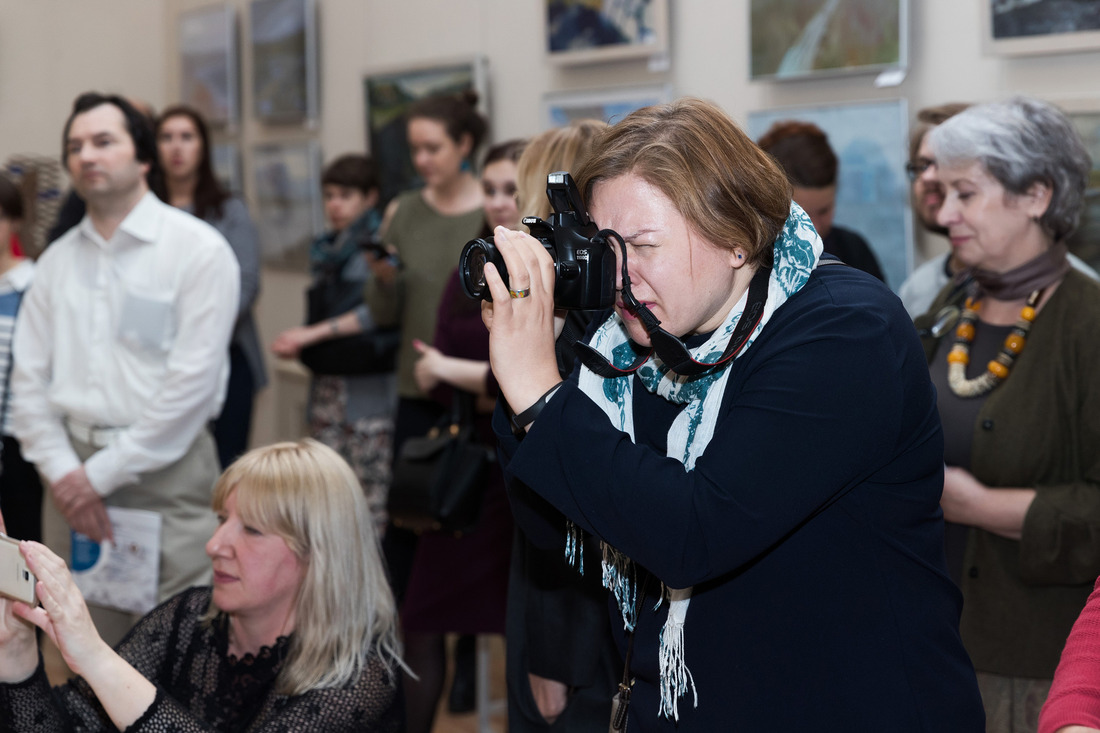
top-left (388, 391), bottom-right (492, 535)
top-left (298, 257), bottom-right (400, 376)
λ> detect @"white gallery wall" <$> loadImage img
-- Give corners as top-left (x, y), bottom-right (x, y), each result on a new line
top-left (1, 0), bottom-right (1098, 446)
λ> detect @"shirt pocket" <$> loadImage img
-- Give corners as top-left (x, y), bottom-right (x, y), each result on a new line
top-left (117, 288), bottom-right (176, 356)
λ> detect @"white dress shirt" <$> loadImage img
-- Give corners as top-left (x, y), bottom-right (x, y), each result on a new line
top-left (11, 192), bottom-right (240, 495)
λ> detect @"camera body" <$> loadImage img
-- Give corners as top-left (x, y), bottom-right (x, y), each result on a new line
top-left (459, 171), bottom-right (616, 310)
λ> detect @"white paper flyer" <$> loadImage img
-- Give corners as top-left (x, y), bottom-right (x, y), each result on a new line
top-left (71, 507), bottom-right (161, 614)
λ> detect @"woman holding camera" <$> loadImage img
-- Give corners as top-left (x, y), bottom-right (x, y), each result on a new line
top-left (484, 98), bottom-right (983, 730)
top-left (915, 97), bottom-right (1100, 731)
top-left (0, 439), bottom-right (404, 732)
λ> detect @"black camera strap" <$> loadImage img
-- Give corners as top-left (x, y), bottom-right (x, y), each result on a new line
top-left (574, 231), bottom-right (772, 378)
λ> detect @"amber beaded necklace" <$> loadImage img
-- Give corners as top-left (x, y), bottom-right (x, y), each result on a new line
top-left (946, 289), bottom-right (1042, 398)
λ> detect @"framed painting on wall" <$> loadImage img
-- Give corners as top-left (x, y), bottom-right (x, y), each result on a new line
top-left (982, 1), bottom-right (1100, 56)
top-left (211, 142), bottom-right (242, 193)
top-left (542, 85), bottom-right (673, 128)
top-left (250, 0), bottom-right (319, 123)
top-left (747, 99), bottom-right (912, 291)
top-left (252, 140), bottom-right (322, 270)
top-left (363, 58), bottom-right (489, 208)
top-left (546, 0), bottom-right (669, 65)
top-left (749, 0), bottom-right (908, 80)
top-left (179, 4), bottom-right (238, 127)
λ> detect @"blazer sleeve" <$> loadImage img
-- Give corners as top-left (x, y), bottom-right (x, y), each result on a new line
top-left (500, 297), bottom-right (933, 589)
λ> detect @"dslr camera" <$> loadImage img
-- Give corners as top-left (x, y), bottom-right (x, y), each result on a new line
top-left (459, 171), bottom-right (616, 310)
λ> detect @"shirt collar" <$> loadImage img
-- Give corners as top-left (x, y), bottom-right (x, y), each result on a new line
top-left (77, 191), bottom-right (163, 248)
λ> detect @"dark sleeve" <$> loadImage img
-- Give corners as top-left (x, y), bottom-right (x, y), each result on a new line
top-left (1038, 576), bottom-right (1100, 733)
top-left (0, 590), bottom-right (199, 732)
top-left (218, 198), bottom-right (262, 321)
top-left (502, 295), bottom-right (925, 588)
top-left (1019, 316), bottom-right (1100, 585)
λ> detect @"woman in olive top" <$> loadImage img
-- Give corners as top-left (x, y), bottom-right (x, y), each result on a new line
top-left (364, 90), bottom-right (488, 601)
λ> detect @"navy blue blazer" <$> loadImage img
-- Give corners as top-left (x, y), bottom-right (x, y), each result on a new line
top-left (496, 262), bottom-right (984, 731)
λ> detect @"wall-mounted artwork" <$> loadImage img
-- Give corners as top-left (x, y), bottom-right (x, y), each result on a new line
top-left (363, 58), bottom-right (489, 208)
top-left (179, 4), bottom-right (238, 127)
top-left (750, 0), bottom-right (908, 80)
top-left (252, 141), bottom-right (322, 270)
top-left (211, 142), bottom-right (242, 193)
top-left (748, 99), bottom-right (912, 290)
top-left (250, 0), bottom-right (318, 123)
top-left (543, 85), bottom-right (673, 128)
top-left (982, 1), bottom-right (1100, 56)
top-left (546, 0), bottom-right (669, 65)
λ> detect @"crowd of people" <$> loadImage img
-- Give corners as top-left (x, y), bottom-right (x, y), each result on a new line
top-left (0, 87), bottom-right (1098, 733)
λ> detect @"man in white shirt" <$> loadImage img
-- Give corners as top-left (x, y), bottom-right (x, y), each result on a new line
top-left (11, 92), bottom-right (239, 641)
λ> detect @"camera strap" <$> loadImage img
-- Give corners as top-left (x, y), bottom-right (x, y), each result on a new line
top-left (574, 231), bottom-right (772, 378)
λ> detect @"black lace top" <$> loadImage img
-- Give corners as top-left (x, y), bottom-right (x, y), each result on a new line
top-left (0, 587), bottom-right (403, 732)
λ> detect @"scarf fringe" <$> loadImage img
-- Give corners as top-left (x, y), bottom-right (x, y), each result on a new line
top-left (565, 520), bottom-right (584, 575)
top-left (658, 598), bottom-right (698, 721)
top-left (602, 544), bottom-right (637, 632)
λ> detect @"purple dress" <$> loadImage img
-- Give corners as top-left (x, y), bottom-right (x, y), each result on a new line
top-left (400, 269), bottom-right (513, 634)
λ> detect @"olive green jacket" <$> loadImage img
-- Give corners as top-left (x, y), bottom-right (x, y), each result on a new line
top-left (916, 269), bottom-right (1100, 677)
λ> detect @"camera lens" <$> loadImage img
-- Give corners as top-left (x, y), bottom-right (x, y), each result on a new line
top-left (459, 237), bottom-right (506, 301)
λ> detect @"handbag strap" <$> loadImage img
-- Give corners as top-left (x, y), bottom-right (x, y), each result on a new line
top-left (612, 572), bottom-right (651, 730)
top-left (450, 388), bottom-right (477, 427)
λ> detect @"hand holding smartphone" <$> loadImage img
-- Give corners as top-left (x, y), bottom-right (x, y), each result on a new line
top-left (0, 534), bottom-right (36, 605)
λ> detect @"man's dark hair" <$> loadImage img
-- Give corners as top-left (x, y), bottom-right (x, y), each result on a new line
top-left (61, 92), bottom-right (157, 168)
top-left (757, 120), bottom-right (838, 189)
top-left (321, 154), bottom-right (379, 194)
top-left (0, 174), bottom-right (24, 220)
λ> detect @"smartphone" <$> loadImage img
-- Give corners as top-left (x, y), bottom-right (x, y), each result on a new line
top-left (359, 240), bottom-right (403, 269)
top-left (0, 534), bottom-right (36, 605)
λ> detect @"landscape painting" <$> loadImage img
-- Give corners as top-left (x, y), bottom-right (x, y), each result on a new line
top-left (547, 0), bottom-right (669, 65)
top-left (252, 141), bottom-right (322, 270)
top-left (983, 0), bottom-right (1100, 55)
top-left (251, 0), bottom-right (318, 123)
top-left (179, 4), bottom-right (237, 126)
top-left (543, 85), bottom-right (672, 128)
top-left (750, 0), bottom-right (907, 80)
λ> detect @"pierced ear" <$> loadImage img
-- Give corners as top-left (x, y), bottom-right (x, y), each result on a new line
top-left (458, 133), bottom-right (474, 159)
top-left (730, 248), bottom-right (748, 268)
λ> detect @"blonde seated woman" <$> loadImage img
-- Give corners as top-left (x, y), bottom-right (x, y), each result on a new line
top-left (0, 439), bottom-right (404, 732)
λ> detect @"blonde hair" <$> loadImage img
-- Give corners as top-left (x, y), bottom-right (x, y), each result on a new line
top-left (516, 119), bottom-right (609, 221)
top-left (576, 98), bottom-right (791, 267)
top-left (209, 439), bottom-right (403, 695)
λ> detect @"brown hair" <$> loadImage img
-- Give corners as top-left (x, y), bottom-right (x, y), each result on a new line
top-left (321, 153), bottom-right (379, 194)
top-left (909, 102), bottom-right (970, 162)
top-left (407, 90), bottom-right (488, 153)
top-left (516, 119), bottom-right (608, 221)
top-left (576, 98), bottom-right (791, 267)
top-left (0, 175), bottom-right (24, 220)
top-left (756, 120), bottom-right (837, 189)
top-left (152, 105), bottom-right (230, 221)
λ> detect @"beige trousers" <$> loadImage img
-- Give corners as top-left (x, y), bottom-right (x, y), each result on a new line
top-left (43, 428), bottom-right (220, 646)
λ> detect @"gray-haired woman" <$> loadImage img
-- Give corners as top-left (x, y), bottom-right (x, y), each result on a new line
top-left (916, 96), bottom-right (1100, 732)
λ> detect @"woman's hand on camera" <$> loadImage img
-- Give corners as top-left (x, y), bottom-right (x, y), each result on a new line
top-left (481, 226), bottom-right (562, 418)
